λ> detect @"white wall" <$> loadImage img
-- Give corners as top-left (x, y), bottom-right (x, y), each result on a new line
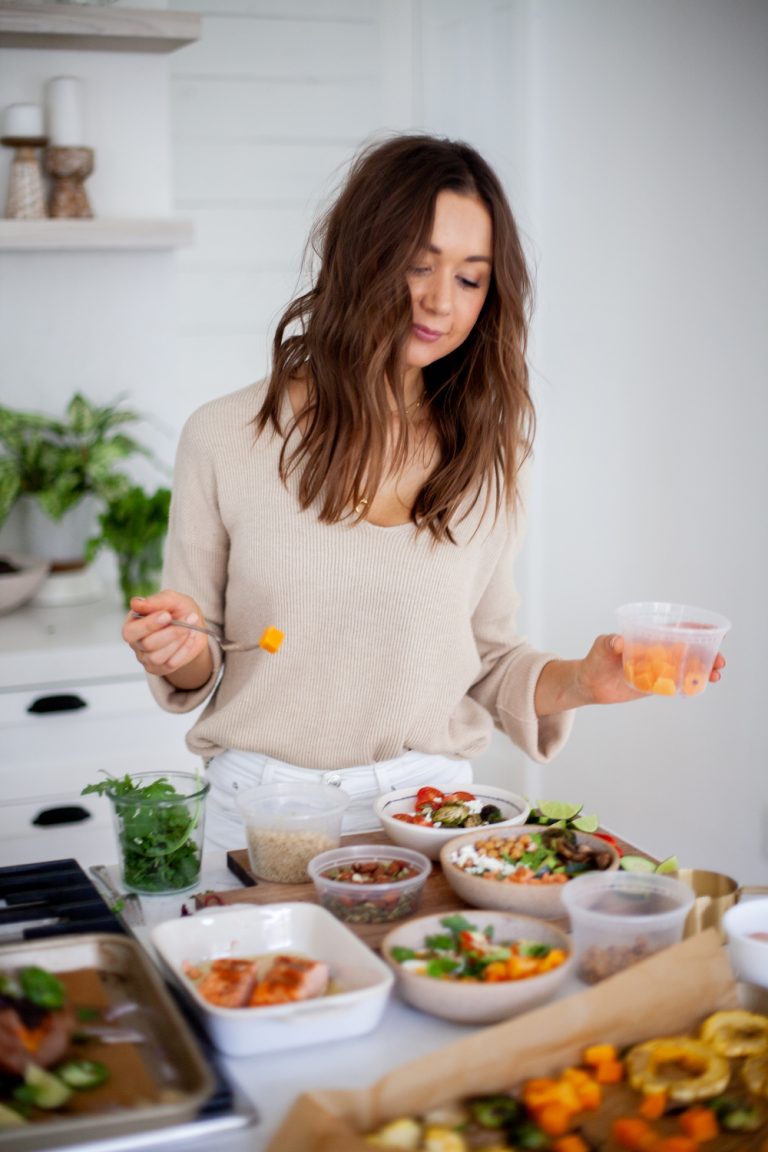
top-left (2, 0), bottom-right (765, 882)
top-left (520, 0), bottom-right (768, 882)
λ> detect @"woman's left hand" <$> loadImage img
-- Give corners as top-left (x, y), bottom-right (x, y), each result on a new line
top-left (576, 634), bottom-right (726, 706)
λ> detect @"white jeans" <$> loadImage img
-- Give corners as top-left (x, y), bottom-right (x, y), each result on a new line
top-left (204, 749), bottom-right (473, 849)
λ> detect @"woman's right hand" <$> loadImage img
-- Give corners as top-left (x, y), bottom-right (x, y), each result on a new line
top-left (123, 590), bottom-right (214, 684)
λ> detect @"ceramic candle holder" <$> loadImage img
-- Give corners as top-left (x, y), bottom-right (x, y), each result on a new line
top-left (45, 145), bottom-right (94, 218)
top-left (1, 135), bottom-right (48, 219)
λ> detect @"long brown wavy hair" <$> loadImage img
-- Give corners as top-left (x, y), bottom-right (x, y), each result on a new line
top-left (257, 133), bottom-right (535, 541)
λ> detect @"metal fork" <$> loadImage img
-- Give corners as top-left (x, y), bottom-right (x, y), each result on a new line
top-left (132, 613), bottom-right (283, 653)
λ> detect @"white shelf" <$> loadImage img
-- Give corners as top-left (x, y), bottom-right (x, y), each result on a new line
top-left (0, 217), bottom-right (195, 250)
top-left (0, 3), bottom-right (200, 53)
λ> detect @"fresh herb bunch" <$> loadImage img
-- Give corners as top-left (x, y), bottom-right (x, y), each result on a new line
top-left (82, 773), bottom-right (204, 894)
top-left (85, 485), bottom-right (171, 607)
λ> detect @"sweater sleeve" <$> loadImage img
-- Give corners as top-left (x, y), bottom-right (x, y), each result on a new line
top-left (467, 499), bottom-right (575, 762)
top-left (146, 405), bottom-right (227, 715)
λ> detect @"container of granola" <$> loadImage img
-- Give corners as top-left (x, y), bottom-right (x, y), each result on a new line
top-left (237, 782), bottom-right (350, 883)
top-left (561, 869), bottom-right (695, 983)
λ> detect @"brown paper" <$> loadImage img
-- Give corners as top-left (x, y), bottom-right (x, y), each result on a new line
top-left (267, 929), bottom-right (751, 1151)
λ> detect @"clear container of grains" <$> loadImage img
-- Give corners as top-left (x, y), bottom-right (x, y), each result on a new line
top-left (237, 782), bottom-right (350, 883)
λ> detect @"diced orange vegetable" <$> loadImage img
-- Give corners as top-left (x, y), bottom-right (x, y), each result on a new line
top-left (654, 1139), bottom-right (698, 1152)
top-left (573, 1078), bottom-right (602, 1110)
top-left (259, 626), bottom-right (285, 653)
top-left (639, 1091), bottom-right (668, 1120)
top-left (521, 1078), bottom-right (560, 1110)
top-left (677, 1106), bottom-right (718, 1142)
top-left (482, 961), bottom-right (508, 982)
top-left (612, 1117), bottom-right (659, 1150)
top-left (594, 1057), bottom-right (624, 1084)
top-left (534, 1101), bottom-right (573, 1137)
top-left (553, 1136), bottom-right (591, 1152)
top-left (583, 1043), bottom-right (619, 1066)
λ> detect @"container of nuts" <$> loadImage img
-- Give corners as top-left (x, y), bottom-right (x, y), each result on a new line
top-left (237, 782), bottom-right (350, 883)
top-left (307, 845), bottom-right (431, 925)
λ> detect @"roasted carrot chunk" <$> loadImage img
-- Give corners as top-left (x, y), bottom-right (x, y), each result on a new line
top-left (677, 1106), bottom-right (718, 1142)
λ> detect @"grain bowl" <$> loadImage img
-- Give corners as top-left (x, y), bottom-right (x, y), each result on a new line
top-left (440, 824), bottom-right (620, 919)
top-left (375, 783), bottom-right (530, 861)
top-left (237, 782), bottom-right (350, 883)
top-left (307, 844), bottom-right (431, 925)
top-left (381, 909), bottom-right (572, 1024)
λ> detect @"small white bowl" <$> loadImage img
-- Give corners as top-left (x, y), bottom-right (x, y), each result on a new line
top-left (0, 552), bottom-right (49, 615)
top-left (375, 783), bottom-right (530, 861)
top-left (151, 902), bottom-right (393, 1057)
top-left (381, 909), bottom-right (572, 1024)
top-left (723, 898), bottom-right (768, 992)
top-left (440, 825), bottom-right (620, 919)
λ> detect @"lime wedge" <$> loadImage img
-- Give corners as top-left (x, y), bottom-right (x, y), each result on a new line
top-left (572, 813), bottom-right (599, 833)
top-left (537, 800), bottom-right (583, 822)
top-left (655, 855), bottom-right (680, 874)
top-left (619, 854), bottom-right (658, 874)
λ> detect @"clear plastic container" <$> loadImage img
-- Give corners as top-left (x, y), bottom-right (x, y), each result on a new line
top-left (561, 871), bottom-right (694, 984)
top-left (616, 601), bottom-right (730, 697)
top-left (308, 844), bottom-right (431, 925)
top-left (237, 782), bottom-right (350, 883)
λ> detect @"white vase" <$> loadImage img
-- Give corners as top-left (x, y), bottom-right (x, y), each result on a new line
top-left (19, 495), bottom-right (99, 570)
top-left (17, 496), bottom-right (105, 606)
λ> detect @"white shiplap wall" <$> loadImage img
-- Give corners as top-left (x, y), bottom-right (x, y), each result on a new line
top-left (168, 0), bottom-right (420, 421)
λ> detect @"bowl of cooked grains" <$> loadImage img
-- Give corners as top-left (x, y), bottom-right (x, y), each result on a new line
top-left (237, 782), bottom-right (350, 883)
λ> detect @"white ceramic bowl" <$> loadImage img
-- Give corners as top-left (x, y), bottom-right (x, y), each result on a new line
top-left (375, 783), bottom-right (530, 861)
top-left (307, 844), bottom-right (431, 925)
top-left (440, 824), bottom-right (620, 919)
top-left (723, 898), bottom-right (768, 991)
top-left (381, 909), bottom-right (572, 1024)
top-left (151, 902), bottom-right (393, 1057)
top-left (0, 552), bottom-right (49, 615)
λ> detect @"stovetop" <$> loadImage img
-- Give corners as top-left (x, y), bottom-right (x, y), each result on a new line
top-left (0, 858), bottom-right (258, 1149)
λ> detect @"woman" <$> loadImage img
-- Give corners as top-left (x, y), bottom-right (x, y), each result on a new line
top-left (124, 134), bottom-right (723, 847)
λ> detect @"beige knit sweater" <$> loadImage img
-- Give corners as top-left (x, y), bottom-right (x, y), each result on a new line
top-left (148, 382), bottom-right (574, 769)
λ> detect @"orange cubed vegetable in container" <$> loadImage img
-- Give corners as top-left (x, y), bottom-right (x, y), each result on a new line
top-left (259, 626), bottom-right (285, 653)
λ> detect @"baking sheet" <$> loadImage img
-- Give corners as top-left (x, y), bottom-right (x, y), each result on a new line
top-left (0, 933), bottom-right (216, 1151)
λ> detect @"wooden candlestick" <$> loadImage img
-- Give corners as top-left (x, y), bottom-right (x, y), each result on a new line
top-left (1, 135), bottom-right (47, 219)
top-left (44, 145), bottom-right (94, 219)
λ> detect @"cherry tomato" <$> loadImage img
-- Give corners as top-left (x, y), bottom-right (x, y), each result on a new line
top-left (593, 831), bottom-right (623, 857)
top-left (442, 791), bottom-right (477, 804)
top-left (415, 786), bottom-right (444, 812)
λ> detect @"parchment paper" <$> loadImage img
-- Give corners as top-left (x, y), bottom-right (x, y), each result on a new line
top-left (267, 929), bottom-right (750, 1151)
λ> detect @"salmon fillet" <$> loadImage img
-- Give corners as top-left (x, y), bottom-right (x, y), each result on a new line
top-left (195, 958), bottom-right (259, 1008)
top-left (249, 955), bottom-right (330, 1006)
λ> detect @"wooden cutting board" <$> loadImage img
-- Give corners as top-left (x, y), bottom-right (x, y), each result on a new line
top-left (196, 829), bottom-right (650, 950)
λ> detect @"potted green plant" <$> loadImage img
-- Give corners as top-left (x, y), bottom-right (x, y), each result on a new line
top-left (0, 392), bottom-right (158, 570)
top-left (85, 485), bottom-right (172, 608)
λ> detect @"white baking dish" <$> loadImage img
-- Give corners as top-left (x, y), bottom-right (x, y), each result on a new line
top-left (151, 902), bottom-right (394, 1057)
